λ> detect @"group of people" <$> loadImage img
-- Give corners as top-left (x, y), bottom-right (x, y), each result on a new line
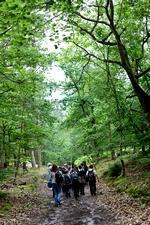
top-left (47, 162), bottom-right (97, 207)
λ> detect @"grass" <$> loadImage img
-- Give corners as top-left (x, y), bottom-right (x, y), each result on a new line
top-left (0, 191), bottom-right (12, 214)
top-left (0, 168), bottom-right (41, 212)
top-left (0, 168), bottom-right (15, 182)
top-left (0, 202), bottom-right (12, 214)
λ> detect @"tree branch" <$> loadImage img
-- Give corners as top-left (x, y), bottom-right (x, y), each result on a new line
top-left (0, 88), bottom-right (13, 96)
top-left (0, 72), bottom-right (26, 84)
top-left (79, 26), bottom-right (117, 46)
top-left (0, 26), bottom-right (12, 36)
top-left (90, 1), bottom-right (100, 34)
top-left (136, 16), bottom-right (150, 62)
top-left (110, 0), bottom-right (114, 22)
top-left (137, 67), bottom-right (150, 79)
top-left (73, 42), bottom-right (122, 67)
top-left (126, 94), bottom-right (137, 99)
top-left (76, 12), bottom-right (110, 27)
top-left (77, 55), bottom-right (91, 84)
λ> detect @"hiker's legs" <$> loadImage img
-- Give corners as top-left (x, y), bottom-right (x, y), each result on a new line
top-left (73, 185), bottom-right (79, 199)
top-left (80, 183), bottom-right (85, 195)
top-left (57, 186), bottom-right (61, 203)
top-left (93, 182), bottom-right (96, 195)
top-left (89, 182), bottom-right (96, 195)
top-left (89, 182), bottom-right (94, 195)
top-left (53, 184), bottom-right (61, 206)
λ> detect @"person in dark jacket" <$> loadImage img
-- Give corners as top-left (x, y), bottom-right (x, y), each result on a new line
top-left (78, 165), bottom-right (86, 195)
top-left (86, 165), bottom-right (96, 195)
top-left (70, 167), bottom-right (80, 200)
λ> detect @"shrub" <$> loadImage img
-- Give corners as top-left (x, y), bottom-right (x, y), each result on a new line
top-left (108, 162), bottom-right (122, 177)
top-left (0, 191), bottom-right (8, 200)
top-left (0, 168), bottom-right (14, 182)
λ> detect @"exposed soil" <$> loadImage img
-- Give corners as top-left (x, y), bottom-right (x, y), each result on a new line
top-left (0, 174), bottom-right (150, 225)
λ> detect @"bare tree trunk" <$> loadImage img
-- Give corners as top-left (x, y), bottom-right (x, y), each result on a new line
top-left (120, 159), bottom-right (125, 177)
top-left (108, 123), bottom-right (115, 159)
top-left (37, 147), bottom-right (42, 168)
top-left (31, 150), bottom-right (36, 168)
top-left (0, 123), bottom-right (6, 168)
top-left (141, 145), bottom-right (147, 156)
top-left (14, 145), bottom-right (21, 183)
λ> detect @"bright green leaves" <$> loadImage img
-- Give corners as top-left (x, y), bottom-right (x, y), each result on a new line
top-left (0, 0), bottom-right (56, 167)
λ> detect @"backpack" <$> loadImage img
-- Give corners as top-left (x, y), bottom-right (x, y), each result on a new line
top-left (71, 171), bottom-right (78, 183)
top-left (88, 170), bottom-right (96, 182)
top-left (64, 174), bottom-right (71, 185)
top-left (55, 171), bottom-right (64, 186)
top-left (78, 170), bottom-right (86, 184)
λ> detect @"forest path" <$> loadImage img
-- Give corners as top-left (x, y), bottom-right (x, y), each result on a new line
top-left (0, 172), bottom-right (149, 225)
top-left (40, 186), bottom-right (116, 225)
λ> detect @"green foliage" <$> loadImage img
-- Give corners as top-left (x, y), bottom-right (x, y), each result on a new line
top-left (0, 191), bottom-right (8, 200)
top-left (143, 172), bottom-right (150, 179)
top-left (0, 168), bottom-right (14, 182)
top-left (127, 185), bottom-right (150, 198)
top-left (74, 155), bottom-right (92, 166)
top-left (0, 202), bottom-right (12, 213)
top-left (0, 0), bottom-right (150, 171)
top-left (107, 162), bottom-right (122, 178)
top-left (97, 156), bottom-right (150, 205)
top-left (0, 191), bottom-right (12, 213)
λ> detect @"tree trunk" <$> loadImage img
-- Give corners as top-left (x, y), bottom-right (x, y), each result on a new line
top-left (111, 24), bottom-right (150, 119)
top-left (111, 149), bottom-right (115, 160)
top-left (141, 145), bottom-right (147, 156)
top-left (0, 124), bottom-right (6, 168)
top-left (22, 162), bottom-right (28, 172)
top-left (14, 146), bottom-right (21, 183)
top-left (37, 147), bottom-right (42, 168)
top-left (31, 150), bottom-right (37, 168)
top-left (120, 159), bottom-right (125, 177)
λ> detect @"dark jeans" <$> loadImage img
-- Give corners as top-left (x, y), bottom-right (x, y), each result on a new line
top-left (79, 183), bottom-right (85, 195)
top-left (72, 181), bottom-right (79, 200)
top-left (63, 185), bottom-right (71, 198)
top-left (89, 182), bottom-right (96, 195)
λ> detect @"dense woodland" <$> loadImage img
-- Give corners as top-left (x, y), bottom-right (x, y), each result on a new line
top-left (0, 0), bottom-right (150, 173)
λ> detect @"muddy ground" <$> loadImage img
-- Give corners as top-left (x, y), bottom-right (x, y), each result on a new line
top-left (0, 175), bottom-right (150, 225)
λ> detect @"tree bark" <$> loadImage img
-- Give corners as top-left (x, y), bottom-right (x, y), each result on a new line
top-left (37, 147), bottom-right (42, 168)
top-left (108, 2), bottom-right (150, 119)
top-left (120, 159), bottom-right (125, 177)
top-left (0, 123), bottom-right (6, 168)
top-left (31, 150), bottom-right (37, 168)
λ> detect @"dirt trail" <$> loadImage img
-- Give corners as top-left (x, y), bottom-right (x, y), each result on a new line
top-left (0, 174), bottom-right (150, 225)
top-left (40, 187), bottom-right (117, 225)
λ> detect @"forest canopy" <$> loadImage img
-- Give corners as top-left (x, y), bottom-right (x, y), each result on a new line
top-left (0, 0), bottom-right (149, 169)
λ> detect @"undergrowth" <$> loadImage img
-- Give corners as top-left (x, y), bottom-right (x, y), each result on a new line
top-left (96, 156), bottom-right (150, 205)
top-left (0, 168), bottom-right (14, 182)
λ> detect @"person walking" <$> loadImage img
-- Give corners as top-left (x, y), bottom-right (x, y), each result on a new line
top-left (51, 164), bottom-right (63, 207)
top-left (63, 169), bottom-right (71, 198)
top-left (86, 165), bottom-right (97, 195)
top-left (70, 167), bottom-right (80, 200)
top-left (78, 165), bottom-right (86, 195)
